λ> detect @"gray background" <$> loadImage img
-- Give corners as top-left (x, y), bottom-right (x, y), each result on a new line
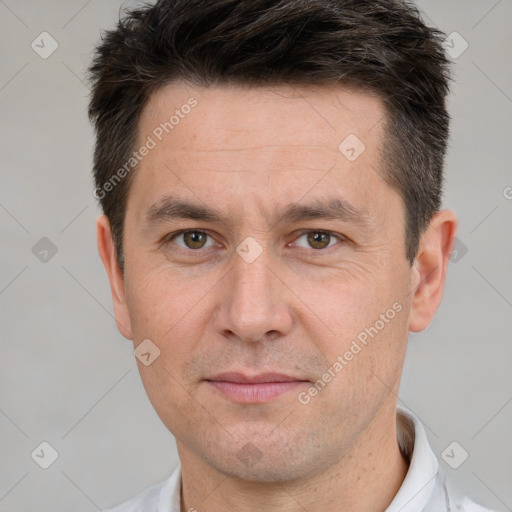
top-left (1, 0), bottom-right (511, 510)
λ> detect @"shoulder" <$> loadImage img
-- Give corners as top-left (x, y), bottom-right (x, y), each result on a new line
top-left (452, 496), bottom-right (500, 512)
top-left (103, 464), bottom-right (181, 512)
top-left (103, 480), bottom-right (165, 512)
top-left (445, 477), bottom-right (499, 512)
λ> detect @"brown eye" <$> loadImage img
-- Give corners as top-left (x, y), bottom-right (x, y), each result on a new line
top-left (169, 231), bottom-right (214, 250)
top-left (183, 231), bottom-right (208, 249)
top-left (307, 232), bottom-right (332, 249)
top-left (293, 230), bottom-right (343, 250)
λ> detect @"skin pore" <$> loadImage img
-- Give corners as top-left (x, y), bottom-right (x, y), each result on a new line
top-left (97, 82), bottom-right (457, 512)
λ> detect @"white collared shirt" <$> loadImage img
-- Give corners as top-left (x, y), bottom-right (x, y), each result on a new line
top-left (105, 406), bottom-right (495, 512)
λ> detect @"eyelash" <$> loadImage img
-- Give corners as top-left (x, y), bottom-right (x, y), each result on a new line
top-left (163, 229), bottom-right (346, 253)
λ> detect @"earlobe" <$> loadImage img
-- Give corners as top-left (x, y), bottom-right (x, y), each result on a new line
top-left (408, 210), bottom-right (458, 333)
top-left (96, 215), bottom-right (133, 340)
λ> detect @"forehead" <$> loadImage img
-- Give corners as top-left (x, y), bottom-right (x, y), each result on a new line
top-left (140, 81), bottom-right (386, 150)
top-left (129, 81), bottom-right (397, 226)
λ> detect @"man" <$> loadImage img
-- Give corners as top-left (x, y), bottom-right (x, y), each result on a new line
top-left (88, 1), bottom-right (495, 510)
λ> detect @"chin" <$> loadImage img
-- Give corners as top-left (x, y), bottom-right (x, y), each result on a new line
top-left (213, 456), bottom-right (314, 483)
top-left (200, 431), bottom-right (328, 483)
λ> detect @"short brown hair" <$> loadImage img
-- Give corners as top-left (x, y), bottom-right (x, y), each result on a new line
top-left (88, 0), bottom-right (451, 273)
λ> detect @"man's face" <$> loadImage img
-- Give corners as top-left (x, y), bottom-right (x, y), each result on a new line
top-left (116, 82), bottom-right (415, 480)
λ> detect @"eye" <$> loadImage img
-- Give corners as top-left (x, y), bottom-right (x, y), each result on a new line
top-left (167, 230), bottom-right (217, 250)
top-left (293, 230), bottom-right (344, 250)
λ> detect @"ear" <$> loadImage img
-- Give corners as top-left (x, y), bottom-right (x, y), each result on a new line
top-left (96, 215), bottom-right (133, 339)
top-left (408, 209), bottom-right (458, 332)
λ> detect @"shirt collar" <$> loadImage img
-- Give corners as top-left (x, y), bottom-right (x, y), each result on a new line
top-left (386, 406), bottom-right (447, 512)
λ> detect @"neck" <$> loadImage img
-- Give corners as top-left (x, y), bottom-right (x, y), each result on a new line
top-left (178, 405), bottom-right (409, 512)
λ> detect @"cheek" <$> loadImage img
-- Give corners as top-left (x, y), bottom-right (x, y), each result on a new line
top-left (124, 262), bottom-right (226, 396)
top-left (293, 263), bottom-right (410, 378)
top-left (124, 261), bottom-right (214, 337)
top-left (290, 268), bottom-right (388, 337)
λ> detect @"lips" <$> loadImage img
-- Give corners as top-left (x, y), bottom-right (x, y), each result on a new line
top-left (205, 372), bottom-right (309, 403)
top-left (208, 372), bottom-right (305, 384)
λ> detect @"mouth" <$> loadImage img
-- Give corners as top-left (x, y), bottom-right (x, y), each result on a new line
top-left (205, 372), bottom-right (309, 403)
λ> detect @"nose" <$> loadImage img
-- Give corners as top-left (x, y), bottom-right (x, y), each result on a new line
top-left (213, 248), bottom-right (294, 344)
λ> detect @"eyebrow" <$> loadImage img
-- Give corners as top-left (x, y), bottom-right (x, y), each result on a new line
top-left (143, 195), bottom-right (369, 229)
